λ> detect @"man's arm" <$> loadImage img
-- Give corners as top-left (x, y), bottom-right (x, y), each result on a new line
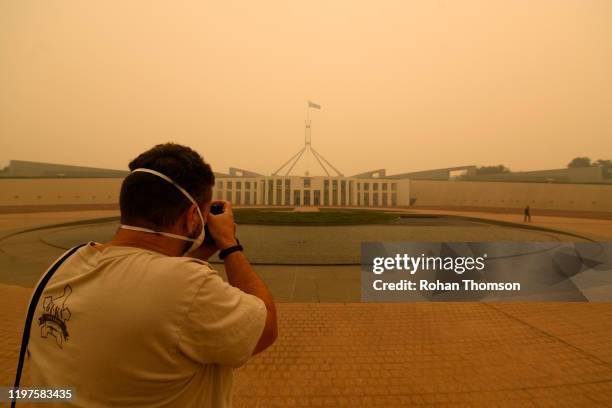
top-left (221, 249), bottom-right (277, 354)
top-left (202, 201), bottom-right (278, 355)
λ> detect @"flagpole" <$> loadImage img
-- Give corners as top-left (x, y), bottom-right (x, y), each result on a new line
top-left (272, 100), bottom-right (342, 177)
top-left (305, 101), bottom-right (311, 146)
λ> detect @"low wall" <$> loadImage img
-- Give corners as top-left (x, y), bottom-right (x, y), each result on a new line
top-left (0, 178), bottom-right (123, 207)
top-left (2, 178), bottom-right (611, 214)
top-left (410, 180), bottom-right (612, 212)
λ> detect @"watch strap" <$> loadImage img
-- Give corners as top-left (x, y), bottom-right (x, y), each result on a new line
top-left (219, 244), bottom-right (244, 260)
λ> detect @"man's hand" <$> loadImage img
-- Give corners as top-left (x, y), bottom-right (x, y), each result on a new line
top-left (205, 200), bottom-right (237, 250)
top-left (190, 200), bottom-right (237, 261)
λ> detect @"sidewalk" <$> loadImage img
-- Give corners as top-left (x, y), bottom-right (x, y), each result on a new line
top-left (406, 208), bottom-right (612, 241)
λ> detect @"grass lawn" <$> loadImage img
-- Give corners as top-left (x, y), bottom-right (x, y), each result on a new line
top-left (233, 208), bottom-right (399, 225)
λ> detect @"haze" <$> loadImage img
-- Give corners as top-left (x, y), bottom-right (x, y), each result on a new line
top-left (1, 0), bottom-right (611, 176)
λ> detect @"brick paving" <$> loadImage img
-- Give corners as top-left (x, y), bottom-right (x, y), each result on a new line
top-left (232, 303), bottom-right (612, 407)
top-left (2, 291), bottom-right (612, 406)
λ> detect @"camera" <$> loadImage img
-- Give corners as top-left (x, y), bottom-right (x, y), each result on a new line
top-left (210, 202), bottom-right (224, 215)
top-left (203, 202), bottom-right (225, 246)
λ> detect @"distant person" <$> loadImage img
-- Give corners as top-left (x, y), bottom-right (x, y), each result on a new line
top-left (524, 205), bottom-right (531, 223)
top-left (23, 143), bottom-right (277, 407)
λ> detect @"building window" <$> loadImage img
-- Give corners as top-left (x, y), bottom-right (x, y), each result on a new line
top-left (218, 181), bottom-right (223, 189)
top-left (324, 180), bottom-right (330, 206)
top-left (364, 183), bottom-right (369, 191)
top-left (236, 191), bottom-right (241, 204)
top-left (227, 181), bottom-right (232, 189)
top-left (293, 190), bottom-right (301, 206)
top-left (303, 178), bottom-right (311, 188)
top-left (364, 192), bottom-right (369, 206)
top-left (284, 180), bottom-right (290, 205)
top-left (382, 194), bottom-right (388, 207)
top-left (267, 180), bottom-right (273, 204)
top-left (357, 192), bottom-right (361, 206)
top-left (304, 190), bottom-right (311, 205)
top-left (340, 180), bottom-right (346, 206)
top-left (332, 180), bottom-right (338, 206)
top-left (245, 181), bottom-right (250, 189)
top-left (245, 191), bottom-right (251, 205)
top-left (276, 179), bottom-right (282, 205)
top-left (236, 181), bottom-right (242, 190)
top-left (226, 191), bottom-right (232, 201)
top-left (382, 183), bottom-right (387, 191)
top-left (260, 180), bottom-right (264, 204)
top-left (373, 183), bottom-right (378, 191)
top-left (373, 193), bottom-right (378, 206)
top-left (392, 193), bottom-right (397, 206)
top-left (314, 190), bottom-right (321, 206)
top-left (357, 182), bottom-right (361, 191)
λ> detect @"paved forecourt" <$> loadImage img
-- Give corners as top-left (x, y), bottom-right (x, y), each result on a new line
top-left (2, 286), bottom-right (611, 407)
top-left (1, 209), bottom-right (612, 406)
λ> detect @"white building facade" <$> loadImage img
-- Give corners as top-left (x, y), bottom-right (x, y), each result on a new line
top-left (212, 175), bottom-right (411, 207)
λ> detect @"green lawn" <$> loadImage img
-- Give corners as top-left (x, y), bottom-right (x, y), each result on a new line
top-left (233, 208), bottom-right (399, 225)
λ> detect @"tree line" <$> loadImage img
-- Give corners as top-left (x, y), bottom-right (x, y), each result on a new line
top-left (474, 157), bottom-right (612, 175)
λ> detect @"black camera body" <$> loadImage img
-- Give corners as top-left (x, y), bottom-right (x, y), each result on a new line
top-left (203, 202), bottom-right (225, 246)
top-left (210, 203), bottom-right (224, 215)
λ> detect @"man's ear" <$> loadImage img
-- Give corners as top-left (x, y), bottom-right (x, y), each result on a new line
top-left (182, 204), bottom-right (199, 233)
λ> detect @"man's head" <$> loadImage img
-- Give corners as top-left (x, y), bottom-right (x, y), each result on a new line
top-left (119, 143), bottom-right (215, 231)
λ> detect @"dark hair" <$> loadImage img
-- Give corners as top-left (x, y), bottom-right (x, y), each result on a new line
top-left (119, 143), bottom-right (215, 228)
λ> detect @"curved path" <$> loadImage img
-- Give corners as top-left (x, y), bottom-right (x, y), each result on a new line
top-left (0, 212), bottom-right (592, 295)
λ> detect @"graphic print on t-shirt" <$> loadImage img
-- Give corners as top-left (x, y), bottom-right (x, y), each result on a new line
top-left (38, 284), bottom-right (72, 349)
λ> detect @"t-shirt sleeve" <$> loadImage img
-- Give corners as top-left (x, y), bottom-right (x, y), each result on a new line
top-left (177, 269), bottom-right (267, 368)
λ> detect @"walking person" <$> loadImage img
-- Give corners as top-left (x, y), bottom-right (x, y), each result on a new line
top-left (524, 205), bottom-right (531, 223)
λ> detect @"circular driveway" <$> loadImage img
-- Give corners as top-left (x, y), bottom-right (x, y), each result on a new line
top-left (40, 216), bottom-right (580, 264)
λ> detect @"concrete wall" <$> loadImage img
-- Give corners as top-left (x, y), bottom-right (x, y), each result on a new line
top-left (5, 160), bottom-right (128, 178)
top-left (2, 178), bottom-right (610, 212)
top-left (1, 178), bottom-right (123, 206)
top-left (410, 180), bottom-right (612, 212)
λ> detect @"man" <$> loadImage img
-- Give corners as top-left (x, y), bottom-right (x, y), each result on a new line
top-left (26, 143), bottom-right (277, 407)
top-left (524, 205), bottom-right (531, 223)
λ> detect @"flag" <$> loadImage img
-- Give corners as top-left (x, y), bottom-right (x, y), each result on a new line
top-left (308, 100), bottom-right (321, 110)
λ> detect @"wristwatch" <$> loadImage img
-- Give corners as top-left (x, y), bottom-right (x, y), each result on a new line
top-left (219, 239), bottom-right (243, 260)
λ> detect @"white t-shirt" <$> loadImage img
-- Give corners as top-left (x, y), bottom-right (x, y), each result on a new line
top-left (27, 241), bottom-right (267, 407)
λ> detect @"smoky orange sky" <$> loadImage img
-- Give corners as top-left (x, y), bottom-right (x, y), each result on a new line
top-left (1, 0), bottom-right (611, 176)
